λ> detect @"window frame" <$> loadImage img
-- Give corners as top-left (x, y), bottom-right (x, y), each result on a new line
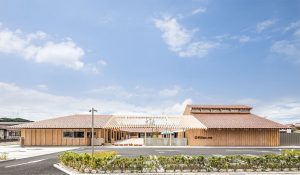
top-left (74, 131), bottom-right (84, 138)
top-left (63, 131), bottom-right (74, 138)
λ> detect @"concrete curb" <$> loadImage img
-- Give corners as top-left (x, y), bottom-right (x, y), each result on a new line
top-left (53, 163), bottom-right (300, 175)
top-left (86, 146), bottom-right (300, 149)
top-left (54, 163), bottom-right (76, 175)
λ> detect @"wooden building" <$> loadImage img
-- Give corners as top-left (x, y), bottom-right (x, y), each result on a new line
top-left (183, 105), bottom-right (285, 146)
top-left (13, 105), bottom-right (287, 146)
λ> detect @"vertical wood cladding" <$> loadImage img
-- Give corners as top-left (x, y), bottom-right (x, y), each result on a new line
top-left (22, 128), bottom-right (280, 146)
top-left (186, 128), bottom-right (279, 146)
top-left (22, 128), bottom-right (106, 146)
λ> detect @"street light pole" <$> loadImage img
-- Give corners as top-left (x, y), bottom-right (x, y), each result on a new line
top-left (89, 107), bottom-right (97, 157)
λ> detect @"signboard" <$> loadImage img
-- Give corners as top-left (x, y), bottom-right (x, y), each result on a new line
top-left (194, 136), bottom-right (212, 139)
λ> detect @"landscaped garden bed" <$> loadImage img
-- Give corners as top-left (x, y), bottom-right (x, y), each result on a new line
top-left (58, 150), bottom-right (300, 173)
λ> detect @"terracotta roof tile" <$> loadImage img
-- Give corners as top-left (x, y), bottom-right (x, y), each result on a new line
top-left (12, 115), bottom-right (112, 129)
top-left (192, 113), bottom-right (287, 128)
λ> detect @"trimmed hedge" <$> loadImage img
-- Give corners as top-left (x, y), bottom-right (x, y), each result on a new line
top-left (59, 150), bottom-right (300, 173)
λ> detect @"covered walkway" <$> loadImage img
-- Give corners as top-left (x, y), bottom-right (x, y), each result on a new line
top-left (103, 115), bottom-right (206, 146)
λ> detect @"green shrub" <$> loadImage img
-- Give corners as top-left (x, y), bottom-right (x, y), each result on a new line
top-left (59, 149), bottom-right (300, 173)
top-left (0, 152), bottom-right (8, 160)
top-left (90, 151), bottom-right (117, 159)
top-left (59, 151), bottom-right (117, 172)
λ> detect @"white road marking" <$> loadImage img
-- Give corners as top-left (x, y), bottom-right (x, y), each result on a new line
top-left (5, 158), bottom-right (47, 168)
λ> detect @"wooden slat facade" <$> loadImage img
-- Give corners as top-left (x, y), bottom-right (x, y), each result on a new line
top-left (185, 128), bottom-right (279, 146)
top-left (21, 128), bottom-right (129, 146)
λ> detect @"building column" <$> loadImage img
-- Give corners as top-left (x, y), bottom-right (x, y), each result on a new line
top-left (110, 129), bottom-right (113, 142)
top-left (104, 129), bottom-right (107, 143)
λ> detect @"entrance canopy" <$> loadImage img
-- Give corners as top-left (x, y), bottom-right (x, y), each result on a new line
top-left (103, 115), bottom-right (207, 130)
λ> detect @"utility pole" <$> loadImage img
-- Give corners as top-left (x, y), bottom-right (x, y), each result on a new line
top-left (89, 107), bottom-right (97, 157)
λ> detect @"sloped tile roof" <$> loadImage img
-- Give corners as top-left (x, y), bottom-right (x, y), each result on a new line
top-left (12, 112), bottom-right (288, 129)
top-left (12, 115), bottom-right (113, 129)
top-left (192, 113), bottom-right (287, 129)
top-left (12, 114), bottom-right (206, 129)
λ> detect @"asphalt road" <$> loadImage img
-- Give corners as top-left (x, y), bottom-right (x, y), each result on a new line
top-left (0, 152), bottom-right (66, 175)
top-left (1, 147), bottom-right (300, 175)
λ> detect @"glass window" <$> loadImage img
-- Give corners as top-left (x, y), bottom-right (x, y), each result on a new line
top-left (87, 132), bottom-right (96, 138)
top-left (74, 131), bottom-right (84, 138)
top-left (63, 131), bottom-right (74, 138)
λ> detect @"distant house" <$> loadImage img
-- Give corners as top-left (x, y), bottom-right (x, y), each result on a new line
top-left (0, 118), bottom-right (32, 140)
top-left (14, 104), bottom-right (288, 146)
top-left (287, 123), bottom-right (300, 133)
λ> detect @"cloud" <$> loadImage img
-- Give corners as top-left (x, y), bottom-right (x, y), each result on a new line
top-left (294, 29), bottom-right (300, 38)
top-left (154, 16), bottom-right (218, 58)
top-left (2, 81), bottom-right (298, 124)
top-left (236, 35), bottom-right (251, 43)
top-left (284, 20), bottom-right (300, 32)
top-left (0, 25), bottom-right (85, 70)
top-left (154, 17), bottom-right (191, 49)
top-left (159, 86), bottom-right (180, 97)
top-left (178, 41), bottom-right (217, 57)
top-left (89, 85), bottom-right (183, 100)
top-left (271, 40), bottom-right (300, 62)
top-left (191, 7), bottom-right (206, 15)
top-left (166, 98), bottom-right (193, 114)
top-left (235, 98), bottom-right (259, 105)
top-left (97, 59), bottom-right (107, 66)
top-left (235, 97), bottom-right (300, 124)
top-left (37, 84), bottom-right (48, 90)
top-left (89, 86), bottom-right (133, 99)
top-left (256, 19), bottom-right (276, 33)
top-left (0, 82), bottom-right (193, 120)
top-left (25, 41), bottom-right (84, 69)
top-left (254, 99), bottom-right (300, 124)
top-left (271, 20), bottom-right (300, 63)
top-left (82, 59), bottom-right (107, 74)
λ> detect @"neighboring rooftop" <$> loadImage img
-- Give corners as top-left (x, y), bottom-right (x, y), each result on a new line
top-left (287, 123), bottom-right (300, 128)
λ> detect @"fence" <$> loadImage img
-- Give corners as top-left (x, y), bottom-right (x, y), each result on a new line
top-left (144, 138), bottom-right (187, 146)
top-left (280, 133), bottom-right (300, 146)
